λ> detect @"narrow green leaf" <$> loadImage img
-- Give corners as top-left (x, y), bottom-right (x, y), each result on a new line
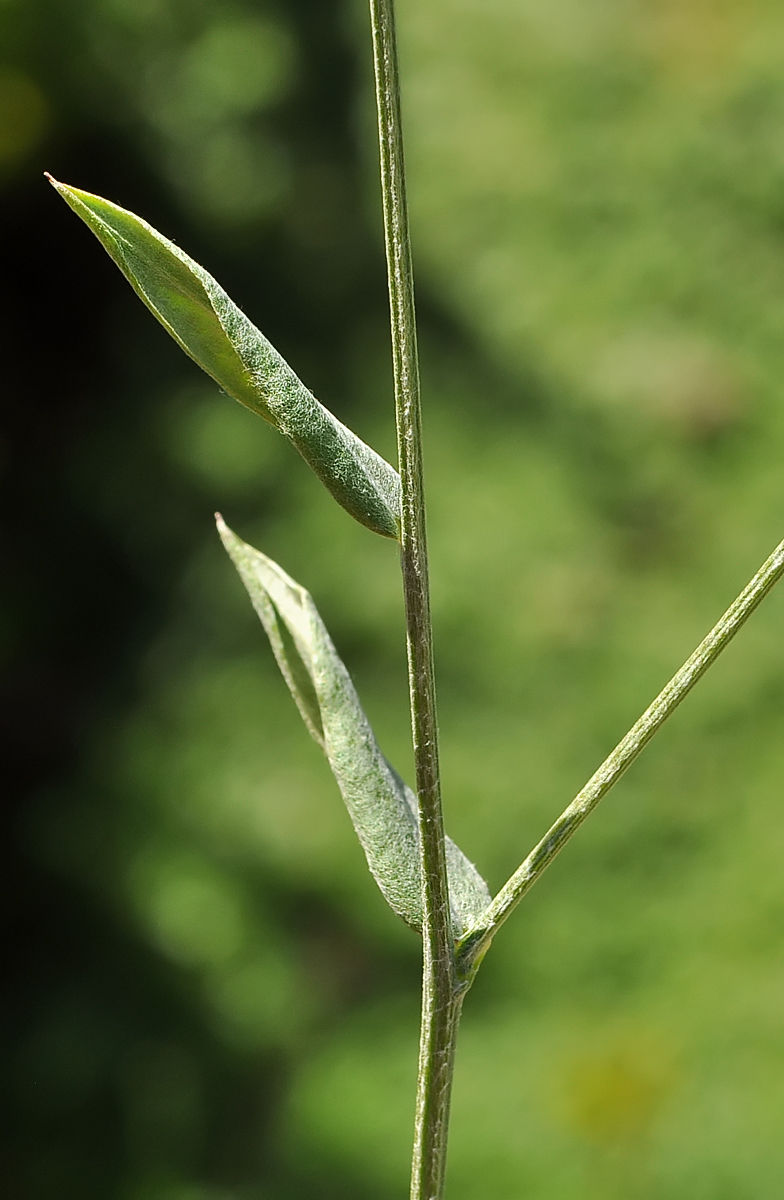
top-left (47, 176), bottom-right (401, 540)
top-left (217, 516), bottom-right (491, 936)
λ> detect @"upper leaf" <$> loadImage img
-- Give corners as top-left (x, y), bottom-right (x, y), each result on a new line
top-left (48, 176), bottom-right (401, 540)
top-left (217, 517), bottom-right (491, 937)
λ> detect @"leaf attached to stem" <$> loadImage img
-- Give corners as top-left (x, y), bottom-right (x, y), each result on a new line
top-left (48, 176), bottom-right (401, 540)
top-left (218, 516), bottom-right (490, 936)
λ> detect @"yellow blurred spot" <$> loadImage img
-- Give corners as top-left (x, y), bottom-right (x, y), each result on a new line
top-left (529, 560), bottom-right (609, 645)
top-left (562, 1045), bottom-right (672, 1145)
top-left (644, 0), bottom-right (752, 81)
top-left (0, 70), bottom-right (49, 166)
top-left (592, 331), bottom-right (744, 439)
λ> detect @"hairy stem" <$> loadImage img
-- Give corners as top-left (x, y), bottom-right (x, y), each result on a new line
top-left (458, 536), bottom-right (784, 977)
top-left (369, 2), bottom-right (458, 1197)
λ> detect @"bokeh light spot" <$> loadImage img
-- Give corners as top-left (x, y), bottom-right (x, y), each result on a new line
top-left (172, 127), bottom-right (289, 224)
top-left (132, 852), bottom-right (248, 967)
top-left (160, 385), bottom-right (284, 494)
top-left (184, 16), bottom-right (295, 117)
top-left (207, 954), bottom-right (307, 1050)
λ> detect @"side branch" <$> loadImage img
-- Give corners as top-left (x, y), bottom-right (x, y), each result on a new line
top-left (458, 537), bottom-right (784, 977)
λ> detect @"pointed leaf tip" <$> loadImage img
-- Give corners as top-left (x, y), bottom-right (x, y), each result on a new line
top-left (54, 182), bottom-right (401, 540)
top-left (218, 520), bottom-right (492, 936)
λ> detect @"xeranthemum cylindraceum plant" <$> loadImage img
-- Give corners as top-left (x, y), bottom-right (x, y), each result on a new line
top-left (50, 1), bottom-right (784, 1196)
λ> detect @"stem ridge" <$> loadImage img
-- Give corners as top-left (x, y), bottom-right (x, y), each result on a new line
top-left (368, 1), bottom-right (458, 1196)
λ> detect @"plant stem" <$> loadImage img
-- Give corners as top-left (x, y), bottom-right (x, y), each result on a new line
top-left (368, 2), bottom-right (458, 1198)
top-left (458, 536), bottom-right (784, 978)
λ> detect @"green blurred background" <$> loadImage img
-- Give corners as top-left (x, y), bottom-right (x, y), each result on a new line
top-left (5, 0), bottom-right (784, 1196)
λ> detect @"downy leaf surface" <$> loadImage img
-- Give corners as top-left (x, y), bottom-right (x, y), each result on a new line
top-left (48, 177), bottom-right (401, 540)
top-left (217, 517), bottom-right (491, 937)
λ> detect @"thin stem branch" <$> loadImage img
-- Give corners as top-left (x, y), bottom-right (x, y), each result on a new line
top-left (368, 2), bottom-right (458, 1198)
top-left (458, 537), bottom-right (784, 977)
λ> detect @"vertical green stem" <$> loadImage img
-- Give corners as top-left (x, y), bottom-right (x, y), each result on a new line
top-left (368, 2), bottom-right (459, 1198)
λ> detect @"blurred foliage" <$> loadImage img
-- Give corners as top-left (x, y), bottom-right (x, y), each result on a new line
top-left (5, 0), bottom-right (784, 1198)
